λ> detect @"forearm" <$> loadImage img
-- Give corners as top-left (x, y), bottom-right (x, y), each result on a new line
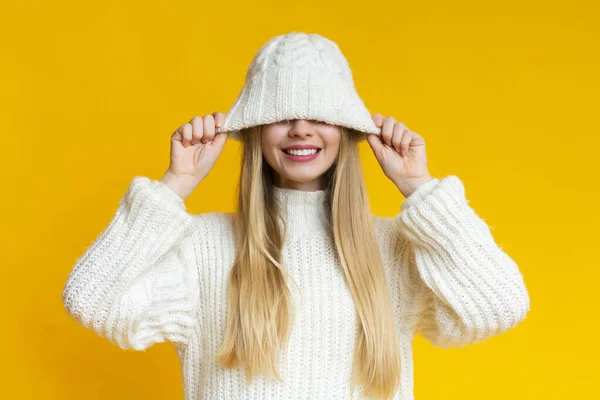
top-left (398, 175), bottom-right (530, 347)
top-left (395, 175), bottom-right (435, 199)
top-left (160, 170), bottom-right (202, 201)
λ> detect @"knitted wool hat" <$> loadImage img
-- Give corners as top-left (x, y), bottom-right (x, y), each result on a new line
top-left (215, 32), bottom-right (382, 141)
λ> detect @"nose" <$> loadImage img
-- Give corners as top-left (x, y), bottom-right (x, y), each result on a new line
top-left (288, 119), bottom-right (314, 138)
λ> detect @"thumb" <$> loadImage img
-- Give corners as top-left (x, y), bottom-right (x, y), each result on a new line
top-left (212, 131), bottom-right (228, 151)
top-left (366, 133), bottom-right (384, 156)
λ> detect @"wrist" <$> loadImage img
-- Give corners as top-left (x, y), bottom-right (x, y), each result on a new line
top-left (395, 175), bottom-right (434, 199)
top-left (160, 171), bottom-right (200, 201)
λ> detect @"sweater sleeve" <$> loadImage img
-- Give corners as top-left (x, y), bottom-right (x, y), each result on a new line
top-left (61, 176), bottom-right (201, 351)
top-left (395, 175), bottom-right (530, 348)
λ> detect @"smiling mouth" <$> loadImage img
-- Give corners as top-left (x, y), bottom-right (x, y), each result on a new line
top-left (282, 149), bottom-right (321, 156)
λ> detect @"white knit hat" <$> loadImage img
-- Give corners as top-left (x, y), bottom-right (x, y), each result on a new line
top-left (215, 32), bottom-right (382, 141)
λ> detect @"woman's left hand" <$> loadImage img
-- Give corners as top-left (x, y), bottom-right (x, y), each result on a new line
top-left (366, 114), bottom-right (434, 198)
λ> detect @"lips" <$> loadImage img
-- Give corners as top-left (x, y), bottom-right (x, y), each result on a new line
top-left (281, 147), bottom-right (322, 162)
top-left (282, 148), bottom-right (321, 155)
top-left (281, 145), bottom-right (322, 151)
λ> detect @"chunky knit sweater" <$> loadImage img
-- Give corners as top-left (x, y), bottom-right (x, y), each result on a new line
top-left (61, 174), bottom-right (530, 400)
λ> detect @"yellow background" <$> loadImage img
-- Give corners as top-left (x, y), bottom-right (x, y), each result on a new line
top-left (2, 0), bottom-right (598, 398)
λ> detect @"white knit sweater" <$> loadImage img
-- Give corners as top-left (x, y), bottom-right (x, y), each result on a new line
top-left (61, 175), bottom-right (530, 400)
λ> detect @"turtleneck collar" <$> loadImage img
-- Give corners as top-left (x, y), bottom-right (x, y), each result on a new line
top-left (272, 186), bottom-right (331, 238)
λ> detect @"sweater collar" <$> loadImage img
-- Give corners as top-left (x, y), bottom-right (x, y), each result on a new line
top-left (273, 186), bottom-right (331, 237)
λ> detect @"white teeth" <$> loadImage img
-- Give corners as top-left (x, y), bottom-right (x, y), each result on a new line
top-left (284, 149), bottom-right (319, 156)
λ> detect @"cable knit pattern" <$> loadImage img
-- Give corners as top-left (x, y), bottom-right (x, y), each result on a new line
top-left (215, 32), bottom-right (382, 140)
top-left (62, 175), bottom-right (530, 400)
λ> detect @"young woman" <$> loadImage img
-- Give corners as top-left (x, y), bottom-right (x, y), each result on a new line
top-left (62, 32), bottom-right (530, 400)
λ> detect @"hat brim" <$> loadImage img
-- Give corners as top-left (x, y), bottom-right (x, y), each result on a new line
top-left (215, 68), bottom-right (382, 141)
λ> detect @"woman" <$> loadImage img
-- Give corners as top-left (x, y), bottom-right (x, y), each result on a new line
top-left (61, 32), bottom-right (530, 400)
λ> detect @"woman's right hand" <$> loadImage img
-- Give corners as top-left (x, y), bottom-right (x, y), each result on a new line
top-left (160, 112), bottom-right (229, 200)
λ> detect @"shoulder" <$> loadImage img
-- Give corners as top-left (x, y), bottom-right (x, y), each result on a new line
top-left (372, 214), bottom-right (394, 230)
top-left (192, 211), bottom-right (235, 230)
top-left (189, 211), bottom-right (236, 241)
top-left (371, 214), bottom-right (402, 256)
top-left (371, 213), bottom-right (415, 267)
top-left (372, 214), bottom-right (396, 239)
top-left (177, 212), bottom-right (237, 268)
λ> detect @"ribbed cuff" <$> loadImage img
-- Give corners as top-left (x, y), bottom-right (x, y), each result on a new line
top-left (148, 178), bottom-right (187, 210)
top-left (401, 178), bottom-right (441, 212)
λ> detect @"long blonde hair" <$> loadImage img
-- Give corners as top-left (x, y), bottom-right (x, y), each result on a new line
top-left (215, 124), bottom-right (401, 399)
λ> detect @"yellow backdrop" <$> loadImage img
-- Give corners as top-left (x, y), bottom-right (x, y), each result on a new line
top-left (2, 0), bottom-right (598, 398)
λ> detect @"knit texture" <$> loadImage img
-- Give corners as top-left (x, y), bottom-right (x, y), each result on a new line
top-left (61, 175), bottom-right (530, 400)
top-left (215, 32), bottom-right (382, 140)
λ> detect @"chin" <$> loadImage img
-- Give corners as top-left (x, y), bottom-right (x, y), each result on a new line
top-left (283, 175), bottom-right (320, 184)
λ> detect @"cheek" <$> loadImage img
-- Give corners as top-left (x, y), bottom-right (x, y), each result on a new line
top-left (261, 138), bottom-right (277, 159)
top-left (322, 129), bottom-right (341, 147)
top-left (262, 148), bottom-right (278, 167)
top-left (262, 144), bottom-right (285, 171)
top-left (324, 146), bottom-right (339, 163)
top-left (262, 130), bottom-right (286, 155)
top-left (323, 135), bottom-right (341, 157)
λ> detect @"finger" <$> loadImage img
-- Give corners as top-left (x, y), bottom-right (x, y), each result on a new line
top-left (181, 123), bottom-right (193, 147)
top-left (366, 133), bottom-right (384, 155)
top-left (372, 113), bottom-right (384, 127)
top-left (381, 116), bottom-right (395, 147)
top-left (391, 122), bottom-right (406, 154)
top-left (203, 114), bottom-right (216, 143)
top-left (213, 111), bottom-right (225, 131)
top-left (400, 129), bottom-right (414, 157)
top-left (172, 127), bottom-right (183, 146)
top-left (212, 131), bottom-right (229, 150)
top-left (190, 116), bottom-right (204, 145)
top-left (173, 124), bottom-right (184, 139)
